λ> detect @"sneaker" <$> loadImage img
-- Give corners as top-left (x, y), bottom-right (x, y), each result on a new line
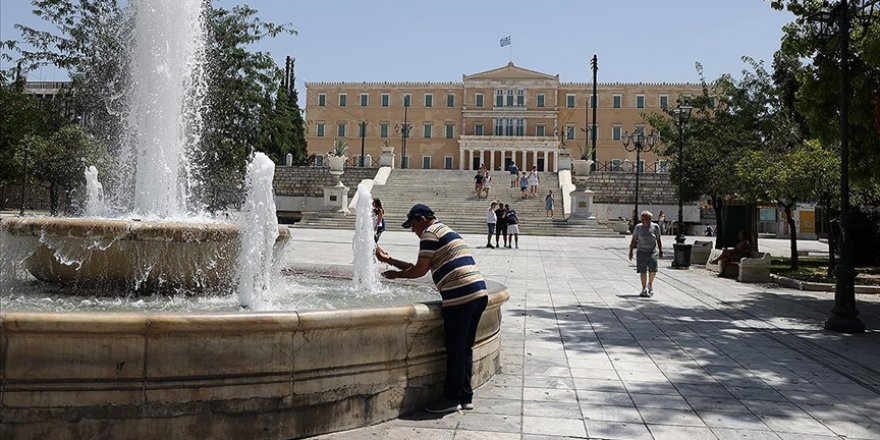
top-left (486, 244), bottom-right (494, 249)
top-left (648, 285), bottom-right (654, 297)
top-left (424, 398), bottom-right (461, 414)
top-left (639, 288), bottom-right (649, 297)
top-left (515, 244), bottom-right (519, 249)
top-left (462, 402), bottom-right (475, 410)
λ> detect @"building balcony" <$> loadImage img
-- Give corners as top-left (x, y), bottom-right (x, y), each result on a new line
top-left (458, 135), bottom-right (560, 150)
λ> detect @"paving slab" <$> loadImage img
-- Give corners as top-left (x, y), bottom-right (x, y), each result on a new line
top-left (294, 229), bottom-right (880, 440)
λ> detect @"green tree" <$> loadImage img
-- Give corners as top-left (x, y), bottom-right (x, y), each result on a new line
top-left (19, 125), bottom-right (110, 215)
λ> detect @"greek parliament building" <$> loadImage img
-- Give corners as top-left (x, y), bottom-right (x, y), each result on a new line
top-left (305, 62), bottom-right (702, 172)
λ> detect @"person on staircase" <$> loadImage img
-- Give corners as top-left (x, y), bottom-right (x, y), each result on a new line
top-left (508, 162), bottom-right (519, 188)
top-left (519, 172), bottom-right (529, 199)
top-left (545, 190), bottom-right (555, 219)
top-left (528, 166), bottom-right (540, 197)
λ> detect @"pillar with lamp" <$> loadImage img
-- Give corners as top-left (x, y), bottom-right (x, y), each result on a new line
top-left (671, 97), bottom-right (694, 269)
top-left (621, 128), bottom-right (658, 231)
top-left (807, 0), bottom-right (878, 333)
top-left (394, 96), bottom-right (411, 169)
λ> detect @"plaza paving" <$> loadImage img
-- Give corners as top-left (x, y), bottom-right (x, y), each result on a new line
top-left (288, 228), bottom-right (880, 440)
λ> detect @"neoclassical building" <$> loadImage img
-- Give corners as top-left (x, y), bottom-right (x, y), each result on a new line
top-left (305, 63), bottom-right (702, 171)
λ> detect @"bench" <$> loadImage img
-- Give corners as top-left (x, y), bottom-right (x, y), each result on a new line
top-left (690, 240), bottom-right (713, 265)
top-left (705, 249), bottom-right (771, 283)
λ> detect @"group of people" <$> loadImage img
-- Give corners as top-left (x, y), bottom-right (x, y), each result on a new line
top-left (485, 201), bottom-right (520, 249)
top-left (473, 164), bottom-right (492, 198)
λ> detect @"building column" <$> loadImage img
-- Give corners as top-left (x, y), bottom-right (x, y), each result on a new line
top-left (552, 150), bottom-right (559, 172)
top-left (531, 150), bottom-right (537, 170)
top-left (478, 149), bottom-right (484, 168)
top-left (490, 149), bottom-right (496, 171)
top-left (543, 150), bottom-right (549, 172)
top-left (459, 149), bottom-right (465, 170)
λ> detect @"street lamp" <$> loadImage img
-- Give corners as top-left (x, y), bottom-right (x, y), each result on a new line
top-left (671, 98), bottom-right (694, 269)
top-left (394, 98), bottom-right (411, 169)
top-left (19, 141), bottom-right (29, 216)
top-left (358, 120), bottom-right (368, 167)
top-left (621, 129), bottom-right (658, 228)
top-left (810, 0), bottom-right (877, 333)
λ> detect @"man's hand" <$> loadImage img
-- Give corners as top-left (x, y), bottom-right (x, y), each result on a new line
top-left (382, 270), bottom-right (399, 279)
top-left (628, 250), bottom-right (633, 261)
top-left (658, 249), bottom-right (663, 258)
top-left (375, 246), bottom-right (391, 264)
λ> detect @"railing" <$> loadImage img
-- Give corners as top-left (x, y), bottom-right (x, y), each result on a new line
top-left (594, 160), bottom-right (669, 174)
top-left (344, 156), bottom-right (382, 168)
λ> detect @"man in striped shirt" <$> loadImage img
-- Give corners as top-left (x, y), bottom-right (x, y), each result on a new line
top-left (376, 203), bottom-right (489, 414)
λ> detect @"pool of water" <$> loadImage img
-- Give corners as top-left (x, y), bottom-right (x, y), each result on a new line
top-left (0, 271), bottom-right (438, 313)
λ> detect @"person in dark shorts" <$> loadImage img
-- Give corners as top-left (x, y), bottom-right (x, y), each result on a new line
top-left (485, 201), bottom-right (497, 248)
top-left (505, 204), bottom-right (519, 249)
top-left (628, 210), bottom-right (663, 297)
top-left (376, 204), bottom-right (488, 414)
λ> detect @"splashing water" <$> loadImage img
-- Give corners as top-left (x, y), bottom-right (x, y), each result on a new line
top-left (118, 0), bottom-right (207, 218)
top-left (351, 182), bottom-right (383, 294)
top-left (83, 166), bottom-right (107, 217)
top-left (236, 153), bottom-right (281, 310)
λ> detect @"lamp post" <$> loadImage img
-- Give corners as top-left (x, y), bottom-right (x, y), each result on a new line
top-left (19, 141), bottom-right (29, 216)
top-left (590, 55), bottom-right (598, 169)
top-left (358, 121), bottom-right (367, 167)
top-left (394, 100), bottom-right (411, 169)
top-left (671, 99), bottom-right (694, 269)
top-left (621, 129), bottom-right (658, 228)
top-left (810, 0), bottom-right (877, 333)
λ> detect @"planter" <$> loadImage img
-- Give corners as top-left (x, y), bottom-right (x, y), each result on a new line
top-left (557, 151), bottom-right (572, 170)
top-left (572, 159), bottom-right (593, 176)
top-left (327, 155), bottom-right (346, 173)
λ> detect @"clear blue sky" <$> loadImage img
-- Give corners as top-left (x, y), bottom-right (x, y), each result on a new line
top-left (2, 0), bottom-right (794, 97)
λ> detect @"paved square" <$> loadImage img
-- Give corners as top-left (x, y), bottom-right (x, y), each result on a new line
top-left (293, 228), bottom-right (880, 440)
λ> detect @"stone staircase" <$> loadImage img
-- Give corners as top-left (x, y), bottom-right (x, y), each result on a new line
top-left (297, 169), bottom-right (623, 237)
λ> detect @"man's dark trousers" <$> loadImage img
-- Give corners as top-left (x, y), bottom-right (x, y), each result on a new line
top-left (441, 295), bottom-right (489, 405)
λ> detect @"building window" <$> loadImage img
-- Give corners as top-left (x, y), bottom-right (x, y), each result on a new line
top-left (315, 155), bottom-right (324, 167)
top-left (635, 125), bottom-right (645, 135)
top-left (424, 124), bottom-right (432, 138)
top-left (566, 126), bottom-right (575, 140)
top-left (360, 93), bottom-right (368, 106)
top-left (380, 123), bottom-right (389, 138)
top-left (638, 159), bottom-right (645, 173)
top-left (337, 122), bottom-right (346, 137)
top-left (516, 89), bottom-right (525, 106)
top-left (444, 156), bottom-right (454, 169)
top-left (590, 95), bottom-right (596, 107)
top-left (474, 123), bottom-right (484, 135)
top-left (316, 122), bottom-right (325, 137)
top-left (494, 119), bottom-right (503, 136)
top-left (612, 95), bottom-right (622, 108)
top-left (658, 160), bottom-right (668, 173)
top-left (506, 89), bottom-right (514, 106)
top-left (475, 93), bottom-right (484, 107)
top-left (401, 156), bottom-right (410, 169)
top-left (447, 93), bottom-right (455, 107)
top-left (422, 156), bottom-right (431, 169)
top-left (403, 94), bottom-right (412, 107)
top-left (495, 90), bottom-right (504, 107)
top-left (339, 94), bottom-right (347, 107)
top-left (515, 118), bottom-right (525, 136)
top-left (357, 122), bottom-right (366, 137)
top-left (536, 125), bottom-right (546, 137)
top-left (636, 95), bottom-right (645, 109)
top-left (659, 95), bottom-right (669, 109)
top-left (612, 125), bottom-right (621, 141)
top-left (611, 159), bottom-right (622, 172)
top-left (537, 94), bottom-right (545, 108)
top-left (425, 93), bottom-right (433, 107)
top-left (566, 94), bottom-right (576, 108)
top-left (445, 124), bottom-right (454, 139)
top-left (381, 93), bottom-right (390, 107)
top-left (318, 94), bottom-right (326, 107)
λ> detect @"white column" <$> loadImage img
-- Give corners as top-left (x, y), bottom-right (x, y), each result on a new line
top-left (531, 150), bottom-right (537, 170)
top-left (490, 149), bottom-right (496, 171)
top-left (543, 150), bottom-right (549, 172)
top-left (552, 150), bottom-right (559, 172)
top-left (460, 149), bottom-right (465, 170)
top-left (478, 149), bottom-right (484, 168)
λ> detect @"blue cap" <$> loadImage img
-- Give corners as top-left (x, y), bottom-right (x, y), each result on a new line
top-left (401, 203), bottom-right (434, 228)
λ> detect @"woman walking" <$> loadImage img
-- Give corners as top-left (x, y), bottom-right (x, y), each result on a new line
top-left (528, 166), bottom-right (539, 197)
top-left (519, 172), bottom-right (529, 199)
top-left (545, 190), bottom-right (555, 219)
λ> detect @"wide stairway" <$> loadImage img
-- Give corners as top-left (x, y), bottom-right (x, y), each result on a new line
top-left (298, 169), bottom-right (622, 237)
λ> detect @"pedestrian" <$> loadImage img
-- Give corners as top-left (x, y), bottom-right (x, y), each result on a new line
top-left (705, 224), bottom-right (714, 236)
top-left (481, 173), bottom-right (492, 198)
top-left (485, 201), bottom-right (497, 248)
top-left (528, 166), bottom-right (539, 197)
top-left (373, 198), bottom-right (386, 243)
top-left (658, 210), bottom-right (667, 235)
top-left (473, 171), bottom-right (484, 197)
top-left (375, 204), bottom-right (488, 414)
top-left (505, 204), bottom-right (519, 249)
top-left (495, 201), bottom-right (508, 248)
top-left (709, 230), bottom-right (750, 276)
top-left (519, 172), bottom-right (528, 199)
top-left (628, 210), bottom-right (663, 297)
top-left (545, 190), bottom-right (555, 219)
top-left (508, 162), bottom-right (519, 188)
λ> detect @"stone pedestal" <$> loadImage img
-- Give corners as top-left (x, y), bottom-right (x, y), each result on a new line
top-left (557, 151), bottom-right (572, 171)
top-left (380, 146), bottom-right (395, 168)
top-left (323, 183), bottom-right (350, 214)
top-left (572, 159), bottom-right (594, 176)
top-left (568, 189), bottom-right (597, 225)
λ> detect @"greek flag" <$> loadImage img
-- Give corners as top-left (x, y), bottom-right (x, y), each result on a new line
top-left (500, 36), bottom-right (511, 47)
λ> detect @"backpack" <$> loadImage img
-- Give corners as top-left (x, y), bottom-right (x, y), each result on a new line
top-left (507, 210), bottom-right (518, 224)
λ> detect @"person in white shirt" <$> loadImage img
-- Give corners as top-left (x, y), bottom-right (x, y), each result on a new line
top-left (485, 201), bottom-right (497, 248)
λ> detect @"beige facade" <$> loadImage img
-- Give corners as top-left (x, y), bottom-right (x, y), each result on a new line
top-left (305, 63), bottom-right (702, 171)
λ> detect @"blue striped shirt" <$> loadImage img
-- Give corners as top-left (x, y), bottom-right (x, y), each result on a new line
top-left (419, 222), bottom-right (488, 307)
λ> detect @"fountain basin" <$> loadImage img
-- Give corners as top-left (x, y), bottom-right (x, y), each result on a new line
top-left (0, 285), bottom-right (508, 439)
top-left (0, 217), bottom-right (290, 293)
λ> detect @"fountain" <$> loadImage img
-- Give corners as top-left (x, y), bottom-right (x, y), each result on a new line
top-left (0, 1), bottom-right (506, 438)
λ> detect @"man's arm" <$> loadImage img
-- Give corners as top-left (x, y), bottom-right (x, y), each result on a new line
top-left (628, 229), bottom-right (637, 260)
top-left (383, 256), bottom-right (431, 279)
top-left (656, 228), bottom-right (663, 258)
